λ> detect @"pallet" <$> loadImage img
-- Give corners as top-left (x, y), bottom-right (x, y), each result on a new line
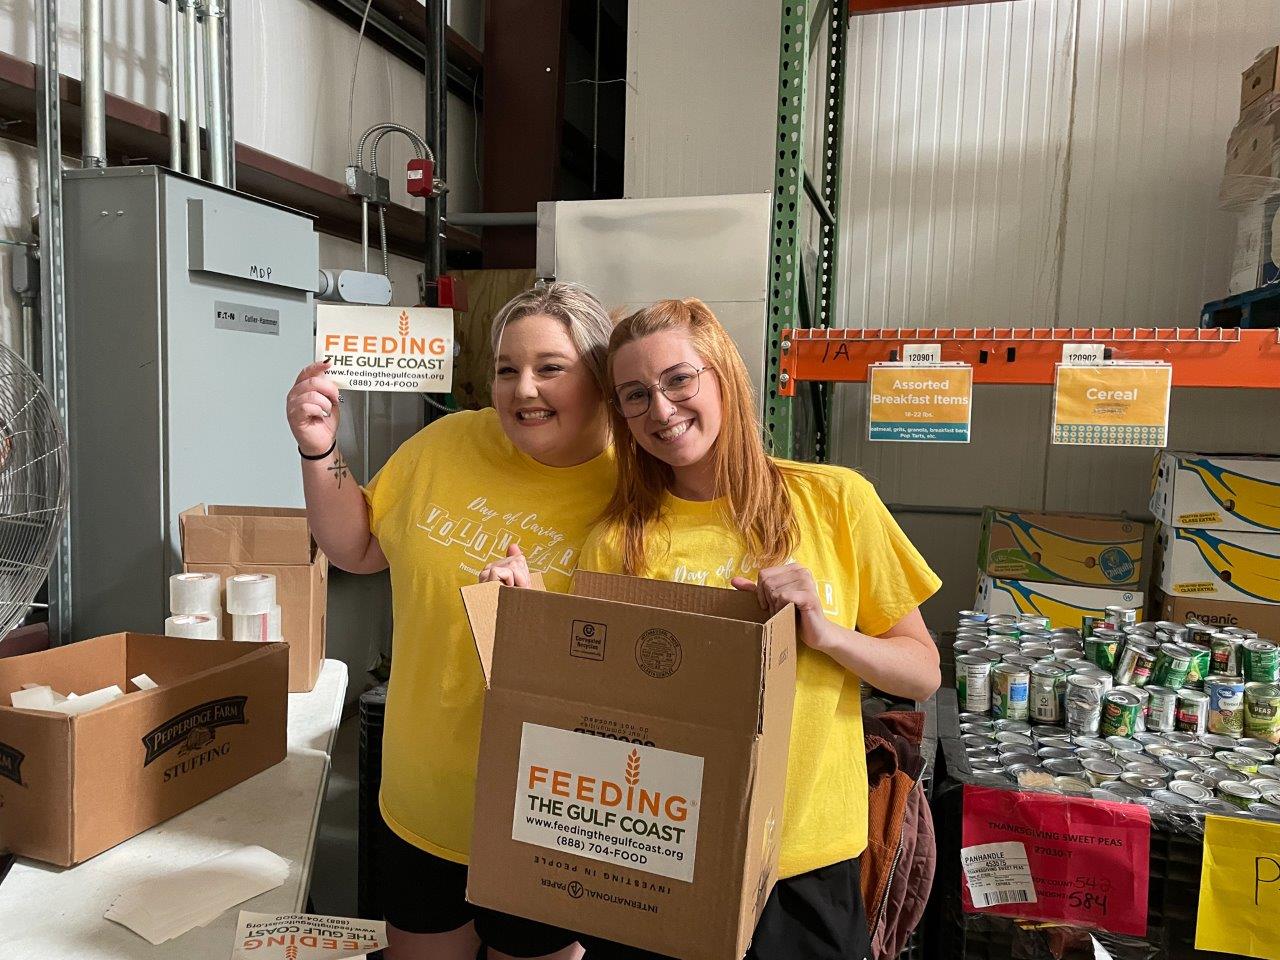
top-left (1200, 282), bottom-right (1280, 328)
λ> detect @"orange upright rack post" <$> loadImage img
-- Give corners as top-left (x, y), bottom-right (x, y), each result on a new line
top-left (776, 327), bottom-right (1280, 395)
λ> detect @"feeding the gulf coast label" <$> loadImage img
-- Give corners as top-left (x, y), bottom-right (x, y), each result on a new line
top-left (512, 723), bottom-right (704, 883)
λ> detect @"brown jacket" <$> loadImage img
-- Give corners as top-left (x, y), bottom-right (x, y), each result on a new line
top-left (862, 710), bottom-right (936, 960)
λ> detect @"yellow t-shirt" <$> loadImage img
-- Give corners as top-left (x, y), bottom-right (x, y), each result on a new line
top-left (577, 460), bottom-right (940, 878)
top-left (363, 407), bottom-right (616, 863)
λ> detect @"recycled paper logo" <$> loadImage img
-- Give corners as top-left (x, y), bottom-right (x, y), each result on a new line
top-left (142, 696), bottom-right (248, 766)
top-left (0, 741), bottom-right (24, 785)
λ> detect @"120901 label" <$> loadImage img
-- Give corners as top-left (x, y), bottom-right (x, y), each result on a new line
top-left (512, 723), bottom-right (704, 882)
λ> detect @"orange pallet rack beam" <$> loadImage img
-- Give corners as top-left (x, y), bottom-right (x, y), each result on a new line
top-left (776, 327), bottom-right (1280, 395)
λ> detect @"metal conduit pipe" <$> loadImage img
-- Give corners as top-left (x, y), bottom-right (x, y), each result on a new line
top-left (356, 122), bottom-right (432, 168)
top-left (367, 127), bottom-right (429, 281)
top-left (220, 0), bottom-right (235, 188)
top-left (183, 0), bottom-right (201, 178)
top-left (80, 0), bottom-right (106, 167)
top-left (202, 0), bottom-right (228, 186)
top-left (167, 0), bottom-right (182, 171)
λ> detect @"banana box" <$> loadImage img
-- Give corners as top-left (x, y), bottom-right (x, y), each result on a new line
top-left (1151, 589), bottom-right (1280, 638)
top-left (977, 508), bottom-right (1144, 587)
top-left (1154, 522), bottom-right (1280, 605)
top-left (1151, 451), bottom-right (1280, 533)
top-left (975, 575), bottom-right (1143, 630)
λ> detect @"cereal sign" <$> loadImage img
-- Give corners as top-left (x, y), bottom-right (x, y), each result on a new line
top-left (315, 304), bottom-right (453, 393)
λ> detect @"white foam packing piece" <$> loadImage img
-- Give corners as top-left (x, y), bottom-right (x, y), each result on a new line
top-left (129, 674), bottom-right (159, 691)
top-left (48, 685), bottom-right (123, 716)
top-left (104, 845), bottom-right (290, 945)
top-left (10, 685), bottom-right (58, 710)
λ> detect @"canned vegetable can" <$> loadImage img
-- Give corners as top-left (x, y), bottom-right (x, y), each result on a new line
top-left (992, 663), bottom-right (1030, 721)
top-left (1244, 682), bottom-right (1280, 744)
top-left (1206, 675), bottom-right (1246, 737)
top-left (1244, 640), bottom-right (1280, 684)
top-left (1100, 690), bottom-right (1142, 738)
top-left (1177, 690), bottom-right (1209, 734)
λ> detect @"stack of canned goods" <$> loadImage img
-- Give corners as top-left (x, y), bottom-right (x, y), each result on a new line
top-left (953, 607), bottom-right (1280, 820)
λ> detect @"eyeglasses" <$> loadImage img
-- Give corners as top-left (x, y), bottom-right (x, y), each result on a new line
top-left (612, 363), bottom-right (709, 418)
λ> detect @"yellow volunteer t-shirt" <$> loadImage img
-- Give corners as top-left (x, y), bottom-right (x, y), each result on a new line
top-left (578, 460), bottom-right (940, 878)
top-left (363, 407), bottom-right (616, 863)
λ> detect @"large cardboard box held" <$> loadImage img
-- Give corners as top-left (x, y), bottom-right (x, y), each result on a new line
top-left (1151, 588), bottom-right (1280, 638)
top-left (975, 575), bottom-right (1142, 630)
top-left (460, 572), bottom-right (796, 960)
top-left (976, 507), bottom-right (1144, 588)
top-left (1153, 522), bottom-right (1280, 605)
top-left (1151, 451), bottom-right (1280, 534)
top-left (0, 634), bottom-right (288, 866)
top-left (181, 505), bottom-right (327, 692)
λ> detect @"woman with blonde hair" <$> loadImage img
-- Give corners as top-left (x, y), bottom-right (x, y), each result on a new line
top-left (579, 297), bottom-right (940, 960)
top-left (286, 282), bottom-right (616, 960)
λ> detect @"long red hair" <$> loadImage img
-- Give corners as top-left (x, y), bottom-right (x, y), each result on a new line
top-left (600, 298), bottom-right (797, 575)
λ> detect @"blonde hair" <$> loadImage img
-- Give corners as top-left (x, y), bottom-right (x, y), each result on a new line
top-left (601, 298), bottom-right (797, 575)
top-left (490, 281), bottom-right (613, 392)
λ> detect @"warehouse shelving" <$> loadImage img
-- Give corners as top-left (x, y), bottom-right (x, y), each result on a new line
top-left (776, 326), bottom-right (1280, 393)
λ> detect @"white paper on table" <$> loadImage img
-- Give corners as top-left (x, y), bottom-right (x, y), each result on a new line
top-left (231, 912), bottom-right (388, 959)
top-left (105, 845), bottom-right (290, 945)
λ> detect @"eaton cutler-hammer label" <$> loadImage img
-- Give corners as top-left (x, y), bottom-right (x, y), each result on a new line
top-left (512, 723), bottom-right (704, 883)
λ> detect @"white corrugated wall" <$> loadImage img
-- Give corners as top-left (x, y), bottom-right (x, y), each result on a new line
top-left (835, 0), bottom-right (1278, 331)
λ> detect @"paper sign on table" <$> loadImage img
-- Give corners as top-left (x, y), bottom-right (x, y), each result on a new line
top-left (316, 304), bottom-right (453, 393)
top-left (231, 912), bottom-right (388, 959)
top-left (867, 363), bottom-right (972, 443)
top-left (1196, 814), bottom-right (1280, 960)
top-left (961, 785), bottom-right (1151, 936)
top-left (1051, 363), bottom-right (1171, 447)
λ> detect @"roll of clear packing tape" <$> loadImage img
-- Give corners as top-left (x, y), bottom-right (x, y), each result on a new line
top-left (268, 603), bottom-right (283, 642)
top-left (169, 572), bottom-right (222, 615)
top-left (165, 613), bottom-right (219, 641)
top-left (232, 612), bottom-right (270, 643)
top-left (226, 573), bottom-right (276, 615)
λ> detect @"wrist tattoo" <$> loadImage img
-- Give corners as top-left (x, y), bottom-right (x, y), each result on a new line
top-left (327, 454), bottom-right (351, 489)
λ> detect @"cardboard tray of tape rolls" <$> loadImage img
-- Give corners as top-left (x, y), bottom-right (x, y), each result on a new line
top-left (460, 572), bottom-right (797, 960)
top-left (0, 634), bottom-right (288, 866)
top-left (181, 504), bottom-right (328, 692)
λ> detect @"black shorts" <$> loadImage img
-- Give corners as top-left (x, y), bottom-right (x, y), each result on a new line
top-left (379, 816), bottom-right (580, 957)
top-left (582, 857), bottom-right (870, 960)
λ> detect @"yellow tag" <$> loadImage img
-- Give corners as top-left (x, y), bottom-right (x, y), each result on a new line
top-left (1196, 815), bottom-right (1280, 959)
top-left (1051, 364), bottom-right (1171, 447)
top-left (868, 365), bottom-right (972, 443)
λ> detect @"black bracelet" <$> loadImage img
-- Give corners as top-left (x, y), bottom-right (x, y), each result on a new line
top-left (299, 439), bottom-right (338, 461)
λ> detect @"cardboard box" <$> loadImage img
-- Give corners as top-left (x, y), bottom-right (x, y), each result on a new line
top-left (1151, 451), bottom-right (1280, 534)
top-left (460, 572), bottom-right (796, 960)
top-left (181, 505), bottom-right (327, 692)
top-left (976, 507), bottom-right (1144, 588)
top-left (975, 575), bottom-right (1143, 630)
top-left (1151, 588), bottom-right (1280, 638)
top-left (0, 633), bottom-right (287, 866)
top-left (1242, 46), bottom-right (1280, 111)
top-left (1153, 522), bottom-right (1280, 605)
top-left (1226, 195), bottom-right (1280, 295)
